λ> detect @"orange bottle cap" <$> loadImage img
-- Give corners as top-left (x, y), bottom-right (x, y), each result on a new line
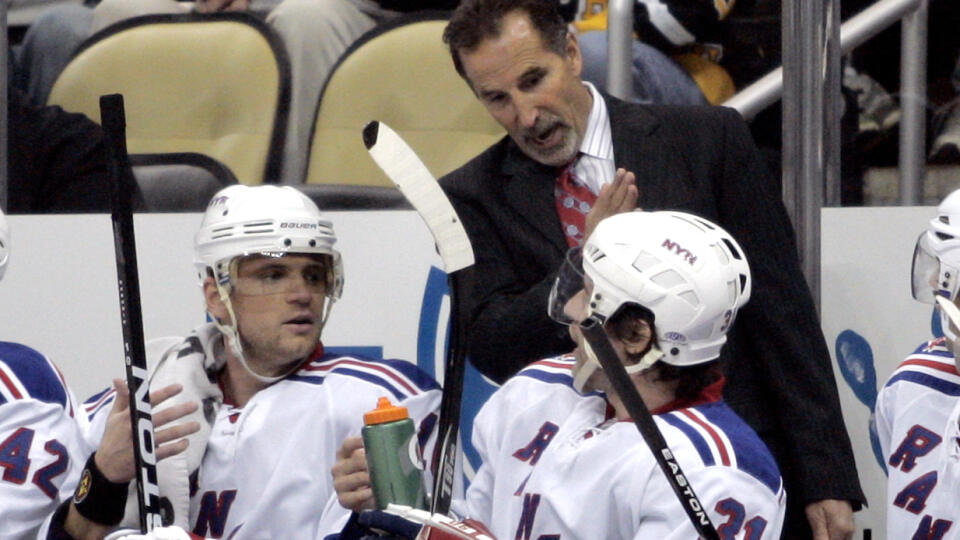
top-left (364, 396), bottom-right (410, 425)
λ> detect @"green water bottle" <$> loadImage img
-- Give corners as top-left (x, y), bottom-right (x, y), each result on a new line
top-left (362, 396), bottom-right (425, 510)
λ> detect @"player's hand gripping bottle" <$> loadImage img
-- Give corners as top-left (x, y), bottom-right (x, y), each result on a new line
top-left (362, 397), bottom-right (426, 510)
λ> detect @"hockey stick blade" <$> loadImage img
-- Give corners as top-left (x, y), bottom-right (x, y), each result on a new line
top-left (363, 121), bottom-right (473, 272)
top-left (100, 94), bottom-right (163, 532)
top-left (580, 318), bottom-right (720, 540)
top-left (363, 120), bottom-right (473, 516)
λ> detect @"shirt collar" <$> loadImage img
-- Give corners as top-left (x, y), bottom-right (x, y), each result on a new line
top-left (578, 81), bottom-right (613, 162)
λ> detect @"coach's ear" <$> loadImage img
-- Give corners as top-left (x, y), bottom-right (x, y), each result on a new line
top-left (203, 277), bottom-right (231, 323)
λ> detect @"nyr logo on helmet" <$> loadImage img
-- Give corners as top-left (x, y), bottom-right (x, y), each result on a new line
top-left (207, 195), bottom-right (229, 208)
top-left (661, 239), bottom-right (697, 265)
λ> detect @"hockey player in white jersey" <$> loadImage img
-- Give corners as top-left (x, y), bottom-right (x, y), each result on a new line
top-left (47, 185), bottom-right (443, 539)
top-left (334, 210), bottom-right (785, 539)
top-left (942, 397), bottom-right (960, 503)
top-left (876, 188), bottom-right (960, 539)
top-left (0, 205), bottom-right (196, 540)
top-left (0, 206), bottom-right (93, 540)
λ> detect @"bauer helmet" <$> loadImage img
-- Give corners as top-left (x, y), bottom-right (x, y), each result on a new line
top-left (912, 189), bottom-right (960, 341)
top-left (0, 207), bottom-right (8, 281)
top-left (550, 210), bottom-right (751, 379)
top-left (194, 185), bottom-right (343, 382)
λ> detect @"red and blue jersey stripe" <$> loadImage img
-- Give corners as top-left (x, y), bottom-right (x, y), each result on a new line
top-left (884, 341), bottom-right (960, 396)
top-left (292, 353), bottom-right (440, 401)
top-left (83, 387), bottom-right (117, 422)
top-left (516, 357), bottom-right (577, 387)
top-left (660, 401), bottom-right (782, 494)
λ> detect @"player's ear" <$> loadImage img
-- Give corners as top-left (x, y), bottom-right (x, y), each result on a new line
top-left (203, 277), bottom-right (230, 323)
top-left (565, 30), bottom-right (583, 77)
top-left (617, 317), bottom-right (653, 352)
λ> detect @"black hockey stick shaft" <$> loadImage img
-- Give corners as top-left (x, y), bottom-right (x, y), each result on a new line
top-left (100, 94), bottom-right (162, 532)
top-left (580, 318), bottom-right (720, 540)
top-left (429, 269), bottom-right (471, 515)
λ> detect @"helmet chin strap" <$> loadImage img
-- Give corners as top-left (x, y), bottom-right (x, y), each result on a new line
top-left (212, 286), bottom-right (336, 386)
top-left (213, 282), bottom-right (288, 384)
top-left (210, 258), bottom-right (339, 385)
top-left (572, 337), bottom-right (664, 393)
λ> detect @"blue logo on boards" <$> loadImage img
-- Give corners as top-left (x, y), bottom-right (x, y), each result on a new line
top-left (834, 305), bottom-right (945, 473)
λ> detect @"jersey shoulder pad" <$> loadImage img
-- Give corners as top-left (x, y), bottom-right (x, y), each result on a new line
top-left (907, 337), bottom-right (954, 358)
top-left (293, 353), bottom-right (440, 401)
top-left (883, 341), bottom-right (960, 395)
top-left (659, 402), bottom-right (782, 496)
top-left (0, 341), bottom-right (69, 408)
top-left (513, 355), bottom-right (577, 388)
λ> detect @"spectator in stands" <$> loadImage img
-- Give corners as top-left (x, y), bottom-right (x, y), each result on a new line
top-left (568, 0), bottom-right (722, 105)
top-left (13, 0), bottom-right (457, 185)
top-left (7, 86), bottom-right (143, 213)
top-left (437, 0), bottom-right (866, 537)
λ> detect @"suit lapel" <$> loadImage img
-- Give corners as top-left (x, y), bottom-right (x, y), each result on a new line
top-left (605, 95), bottom-right (676, 211)
top-left (501, 142), bottom-right (568, 254)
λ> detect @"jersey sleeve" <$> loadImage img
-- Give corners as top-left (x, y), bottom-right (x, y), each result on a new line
top-left (874, 376), bottom-right (896, 472)
top-left (457, 382), bottom-right (505, 524)
top-left (0, 344), bottom-right (89, 539)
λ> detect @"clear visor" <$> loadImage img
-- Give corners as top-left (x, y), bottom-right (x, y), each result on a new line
top-left (912, 233), bottom-right (942, 304)
top-left (230, 253), bottom-right (334, 297)
top-left (549, 247), bottom-right (590, 325)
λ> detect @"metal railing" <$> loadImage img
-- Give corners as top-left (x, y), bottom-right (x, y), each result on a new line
top-left (723, 0), bottom-right (928, 208)
top-left (606, 0), bottom-right (928, 307)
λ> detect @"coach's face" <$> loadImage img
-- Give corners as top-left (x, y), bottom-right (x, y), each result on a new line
top-left (459, 10), bottom-right (593, 167)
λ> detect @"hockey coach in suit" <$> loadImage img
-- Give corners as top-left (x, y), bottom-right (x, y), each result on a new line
top-left (436, 0), bottom-right (865, 537)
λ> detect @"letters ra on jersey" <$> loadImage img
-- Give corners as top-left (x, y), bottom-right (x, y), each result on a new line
top-left (877, 339), bottom-right (960, 538)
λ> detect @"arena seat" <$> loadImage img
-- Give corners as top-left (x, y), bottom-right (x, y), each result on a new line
top-left (130, 153), bottom-right (237, 212)
top-left (47, 12), bottom-right (290, 185)
top-left (303, 14), bottom-right (505, 187)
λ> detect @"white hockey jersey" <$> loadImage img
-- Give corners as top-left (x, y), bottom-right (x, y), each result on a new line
top-left (941, 398), bottom-right (960, 502)
top-left (82, 326), bottom-right (443, 539)
top-left (876, 338), bottom-right (960, 539)
top-left (0, 342), bottom-right (89, 540)
top-left (464, 356), bottom-right (785, 540)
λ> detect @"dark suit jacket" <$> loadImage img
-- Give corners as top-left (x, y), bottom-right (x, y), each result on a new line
top-left (439, 95), bottom-right (866, 516)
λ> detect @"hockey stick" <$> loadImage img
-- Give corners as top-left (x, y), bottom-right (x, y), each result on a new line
top-left (580, 318), bottom-right (720, 540)
top-left (363, 121), bottom-right (474, 516)
top-left (100, 94), bottom-right (163, 532)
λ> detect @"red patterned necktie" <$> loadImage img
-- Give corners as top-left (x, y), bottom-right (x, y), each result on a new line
top-left (554, 162), bottom-right (597, 247)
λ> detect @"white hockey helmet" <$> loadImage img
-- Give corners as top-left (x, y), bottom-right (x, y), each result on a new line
top-left (0, 206), bottom-right (8, 281)
top-left (195, 185), bottom-right (343, 296)
top-left (550, 211), bottom-right (751, 371)
top-left (912, 189), bottom-right (960, 340)
top-left (194, 185), bottom-right (343, 382)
